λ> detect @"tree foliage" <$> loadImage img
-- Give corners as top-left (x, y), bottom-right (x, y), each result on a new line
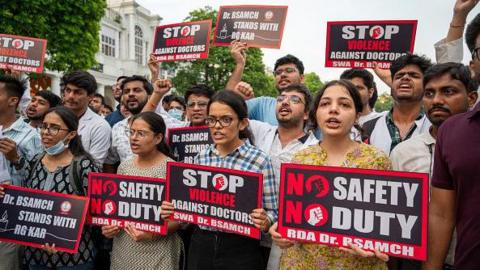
top-left (163, 6), bottom-right (275, 96)
top-left (1, 0), bottom-right (106, 72)
top-left (375, 92), bottom-right (394, 112)
top-left (303, 72), bottom-right (324, 95)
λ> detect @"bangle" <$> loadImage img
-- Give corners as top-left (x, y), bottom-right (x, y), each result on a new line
top-left (450, 22), bottom-right (465, 28)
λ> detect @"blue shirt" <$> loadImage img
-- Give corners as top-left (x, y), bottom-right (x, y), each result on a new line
top-left (3, 117), bottom-right (42, 186)
top-left (105, 107), bottom-right (124, 127)
top-left (194, 140), bottom-right (278, 227)
top-left (247, 97), bottom-right (278, 126)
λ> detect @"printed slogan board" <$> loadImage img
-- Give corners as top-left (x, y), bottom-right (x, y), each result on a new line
top-left (168, 126), bottom-right (213, 163)
top-left (167, 162), bottom-right (263, 239)
top-left (87, 173), bottom-right (168, 235)
top-left (325, 20), bottom-right (417, 69)
top-left (153, 20), bottom-right (212, 61)
top-left (0, 34), bottom-right (47, 73)
top-left (213, 5), bottom-right (288, 48)
top-left (278, 164), bottom-right (428, 260)
top-left (0, 185), bottom-right (88, 253)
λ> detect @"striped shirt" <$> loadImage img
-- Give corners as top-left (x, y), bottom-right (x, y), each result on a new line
top-left (3, 117), bottom-right (42, 185)
top-left (194, 140), bottom-right (278, 229)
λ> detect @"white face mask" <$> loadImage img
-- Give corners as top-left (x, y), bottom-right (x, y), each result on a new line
top-left (168, 108), bottom-right (183, 121)
top-left (44, 138), bottom-right (68, 155)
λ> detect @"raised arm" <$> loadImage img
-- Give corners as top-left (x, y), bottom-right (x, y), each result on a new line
top-left (225, 40), bottom-right (248, 91)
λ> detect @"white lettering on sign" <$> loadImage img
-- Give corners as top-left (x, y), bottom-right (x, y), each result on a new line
top-left (341, 25), bottom-right (400, 40)
top-left (118, 182), bottom-right (164, 201)
top-left (0, 37), bottom-right (35, 50)
top-left (163, 25), bottom-right (201, 39)
top-left (182, 169), bottom-right (244, 193)
top-left (332, 177), bottom-right (418, 207)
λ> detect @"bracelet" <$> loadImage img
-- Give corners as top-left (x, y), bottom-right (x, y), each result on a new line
top-left (450, 22), bottom-right (465, 28)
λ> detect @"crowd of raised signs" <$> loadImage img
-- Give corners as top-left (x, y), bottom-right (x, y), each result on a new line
top-left (1, 0), bottom-right (480, 270)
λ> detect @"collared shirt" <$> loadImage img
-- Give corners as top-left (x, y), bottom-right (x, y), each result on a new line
top-left (390, 131), bottom-right (435, 176)
top-left (2, 117), bottom-right (42, 185)
top-left (432, 102), bottom-right (480, 269)
top-left (105, 106), bottom-right (125, 127)
top-left (391, 129), bottom-right (457, 266)
top-left (368, 108), bottom-right (431, 155)
top-left (195, 140), bottom-right (278, 230)
top-left (249, 119), bottom-right (318, 186)
top-left (105, 117), bottom-right (134, 165)
top-left (78, 107), bottom-right (111, 165)
top-left (359, 111), bottom-right (384, 127)
top-left (385, 109), bottom-right (425, 152)
top-left (246, 96), bottom-right (278, 126)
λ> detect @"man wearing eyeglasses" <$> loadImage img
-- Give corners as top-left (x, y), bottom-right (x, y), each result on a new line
top-left (246, 83), bottom-right (318, 270)
top-left (104, 75), bottom-right (153, 172)
top-left (226, 40), bottom-right (305, 126)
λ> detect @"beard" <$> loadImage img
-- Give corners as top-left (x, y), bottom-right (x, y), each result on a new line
top-left (127, 99), bottom-right (147, 115)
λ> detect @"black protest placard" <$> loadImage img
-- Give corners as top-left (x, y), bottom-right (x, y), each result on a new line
top-left (87, 172), bottom-right (168, 235)
top-left (168, 126), bottom-right (213, 163)
top-left (167, 162), bottom-right (263, 239)
top-left (213, 5), bottom-right (288, 48)
top-left (0, 34), bottom-right (47, 73)
top-left (153, 20), bottom-right (212, 62)
top-left (325, 20), bottom-right (417, 69)
top-left (0, 185), bottom-right (88, 253)
top-left (278, 164), bottom-right (428, 261)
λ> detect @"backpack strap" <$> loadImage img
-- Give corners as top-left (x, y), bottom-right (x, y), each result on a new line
top-left (362, 116), bottom-right (381, 143)
top-left (68, 156), bottom-right (86, 196)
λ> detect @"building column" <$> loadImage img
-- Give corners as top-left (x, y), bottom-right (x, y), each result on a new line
top-left (50, 75), bottom-right (61, 96)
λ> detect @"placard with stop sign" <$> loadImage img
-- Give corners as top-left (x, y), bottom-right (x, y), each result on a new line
top-left (325, 20), bottom-right (417, 69)
top-left (0, 34), bottom-right (47, 73)
top-left (166, 162), bottom-right (263, 239)
top-left (278, 163), bottom-right (428, 261)
top-left (153, 20), bottom-right (212, 62)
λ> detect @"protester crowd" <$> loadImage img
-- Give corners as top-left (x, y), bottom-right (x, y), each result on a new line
top-left (0, 0), bottom-right (479, 270)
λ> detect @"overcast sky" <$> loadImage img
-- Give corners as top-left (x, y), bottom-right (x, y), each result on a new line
top-left (136, 0), bottom-right (480, 94)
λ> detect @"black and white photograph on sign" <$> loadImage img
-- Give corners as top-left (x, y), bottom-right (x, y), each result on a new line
top-left (213, 5), bottom-right (288, 48)
top-left (167, 126), bottom-right (213, 163)
top-left (153, 20), bottom-right (212, 62)
top-left (277, 164), bottom-right (429, 260)
top-left (87, 172), bottom-right (168, 235)
top-left (166, 162), bottom-right (263, 239)
top-left (325, 20), bottom-right (417, 68)
top-left (0, 185), bottom-right (88, 253)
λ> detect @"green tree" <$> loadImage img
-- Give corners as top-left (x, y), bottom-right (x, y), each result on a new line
top-left (1, 1), bottom-right (106, 72)
top-left (303, 72), bottom-right (324, 95)
top-left (375, 93), bottom-right (394, 112)
top-left (163, 6), bottom-right (274, 96)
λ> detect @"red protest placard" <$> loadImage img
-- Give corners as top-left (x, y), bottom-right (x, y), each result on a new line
top-left (325, 20), bottom-right (417, 69)
top-left (167, 126), bottom-right (213, 163)
top-left (167, 162), bottom-right (263, 239)
top-left (0, 34), bottom-right (47, 73)
top-left (278, 164), bottom-right (429, 261)
top-left (213, 5), bottom-right (288, 49)
top-left (153, 20), bottom-right (212, 62)
top-left (0, 185), bottom-right (89, 253)
top-left (87, 172), bottom-right (168, 235)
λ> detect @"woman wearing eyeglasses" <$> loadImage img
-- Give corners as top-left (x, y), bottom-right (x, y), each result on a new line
top-left (269, 80), bottom-right (390, 270)
top-left (161, 90), bottom-right (277, 270)
top-left (101, 111), bottom-right (182, 270)
top-left (0, 106), bottom-right (99, 270)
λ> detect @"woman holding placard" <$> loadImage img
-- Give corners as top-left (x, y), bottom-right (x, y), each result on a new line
top-left (0, 106), bottom-right (99, 270)
top-left (101, 111), bottom-right (182, 270)
top-left (269, 80), bottom-right (391, 270)
top-left (161, 90), bottom-right (277, 270)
